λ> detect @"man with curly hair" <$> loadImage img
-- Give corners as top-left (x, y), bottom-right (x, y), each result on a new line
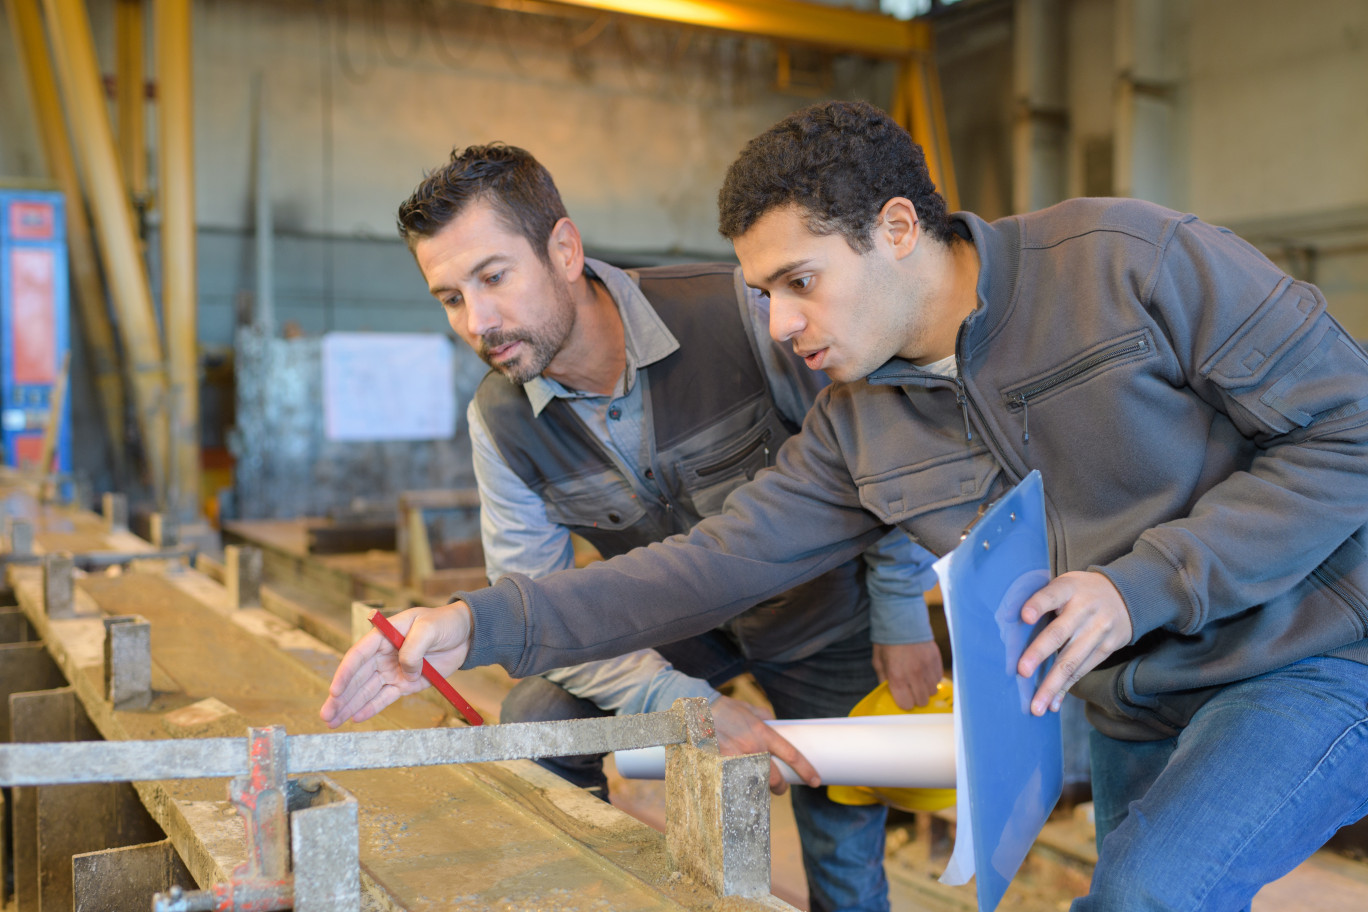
top-left (326, 102), bottom-right (1368, 909)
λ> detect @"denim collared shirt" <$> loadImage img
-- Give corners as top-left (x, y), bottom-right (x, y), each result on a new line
top-left (468, 257), bottom-right (936, 714)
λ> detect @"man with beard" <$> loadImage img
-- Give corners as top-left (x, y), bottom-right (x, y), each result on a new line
top-left (384, 143), bottom-right (944, 912)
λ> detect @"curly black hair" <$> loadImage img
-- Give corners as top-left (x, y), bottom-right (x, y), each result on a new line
top-left (396, 143), bottom-right (568, 264)
top-left (718, 100), bottom-right (954, 252)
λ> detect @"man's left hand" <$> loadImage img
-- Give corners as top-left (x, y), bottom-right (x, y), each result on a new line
top-left (873, 641), bottom-right (945, 709)
top-left (1017, 570), bottom-right (1133, 716)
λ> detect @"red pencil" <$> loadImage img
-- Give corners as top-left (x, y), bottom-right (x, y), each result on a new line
top-left (368, 610), bottom-right (484, 726)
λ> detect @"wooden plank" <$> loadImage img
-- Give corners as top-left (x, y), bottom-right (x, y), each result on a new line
top-left (305, 522), bottom-right (396, 555)
top-left (12, 569), bottom-right (754, 910)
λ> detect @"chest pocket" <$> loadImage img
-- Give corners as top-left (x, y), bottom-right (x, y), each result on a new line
top-left (539, 470), bottom-right (647, 533)
top-left (675, 424), bottom-right (776, 518)
top-left (856, 447), bottom-right (1004, 553)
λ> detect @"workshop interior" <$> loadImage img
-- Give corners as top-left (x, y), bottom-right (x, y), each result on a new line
top-left (1, 0), bottom-right (1367, 910)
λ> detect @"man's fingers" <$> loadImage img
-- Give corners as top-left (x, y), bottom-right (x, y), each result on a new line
top-left (1020, 578), bottom-right (1071, 625)
top-left (887, 678), bottom-right (920, 711)
top-left (328, 630), bottom-right (386, 699)
top-left (1030, 628), bottom-right (1106, 715)
top-left (1018, 612), bottom-right (1076, 678)
top-left (321, 670), bottom-right (380, 728)
top-left (761, 727), bottom-right (819, 790)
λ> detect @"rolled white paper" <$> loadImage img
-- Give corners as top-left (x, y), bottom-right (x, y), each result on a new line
top-left (613, 714), bottom-right (955, 788)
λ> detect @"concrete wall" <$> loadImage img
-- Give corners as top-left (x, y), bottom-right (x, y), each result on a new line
top-left (988, 0), bottom-right (1368, 334)
top-left (3, 0), bottom-right (1367, 502)
top-left (185, 0), bottom-right (893, 346)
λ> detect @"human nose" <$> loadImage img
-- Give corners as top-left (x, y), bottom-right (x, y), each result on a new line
top-left (768, 297), bottom-right (805, 344)
top-left (464, 294), bottom-right (500, 339)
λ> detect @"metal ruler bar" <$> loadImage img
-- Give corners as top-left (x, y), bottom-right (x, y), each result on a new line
top-left (0, 712), bottom-right (686, 786)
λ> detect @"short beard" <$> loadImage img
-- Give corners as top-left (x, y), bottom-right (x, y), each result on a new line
top-left (478, 273), bottom-right (575, 385)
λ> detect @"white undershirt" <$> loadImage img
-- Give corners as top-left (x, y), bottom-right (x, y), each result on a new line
top-left (916, 353), bottom-right (959, 378)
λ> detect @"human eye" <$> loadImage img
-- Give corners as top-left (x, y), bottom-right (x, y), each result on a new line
top-left (441, 293), bottom-right (463, 310)
top-left (755, 288), bottom-right (771, 300)
top-left (789, 275), bottom-right (813, 292)
top-left (484, 270), bottom-right (504, 286)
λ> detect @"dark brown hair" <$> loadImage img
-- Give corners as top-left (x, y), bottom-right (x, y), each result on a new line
top-left (397, 143), bottom-right (568, 263)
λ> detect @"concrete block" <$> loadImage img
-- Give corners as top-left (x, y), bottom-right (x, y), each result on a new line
top-left (665, 697), bottom-right (771, 897)
top-left (350, 600), bottom-right (392, 644)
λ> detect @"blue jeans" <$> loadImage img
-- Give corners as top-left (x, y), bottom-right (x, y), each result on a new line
top-left (1075, 655), bottom-right (1368, 912)
top-left (501, 627), bottom-right (889, 912)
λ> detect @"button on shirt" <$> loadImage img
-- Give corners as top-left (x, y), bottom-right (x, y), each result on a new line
top-left (467, 257), bottom-right (937, 714)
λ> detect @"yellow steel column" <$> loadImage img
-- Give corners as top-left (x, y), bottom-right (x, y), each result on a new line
top-left (42, 0), bottom-right (169, 502)
top-left (155, 0), bottom-right (198, 519)
top-left (896, 53), bottom-right (959, 212)
top-left (115, 0), bottom-right (147, 205)
top-left (924, 38), bottom-right (958, 212)
top-left (5, 0), bottom-right (129, 476)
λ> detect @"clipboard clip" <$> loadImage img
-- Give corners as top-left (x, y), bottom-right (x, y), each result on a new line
top-left (959, 497), bottom-right (1019, 543)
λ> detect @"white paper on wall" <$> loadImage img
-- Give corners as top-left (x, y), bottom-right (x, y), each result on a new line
top-left (322, 332), bottom-right (457, 442)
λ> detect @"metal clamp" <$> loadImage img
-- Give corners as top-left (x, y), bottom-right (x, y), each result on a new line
top-left (152, 727), bottom-right (358, 912)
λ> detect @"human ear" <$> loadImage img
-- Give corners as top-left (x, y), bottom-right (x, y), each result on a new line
top-left (878, 197), bottom-right (920, 260)
top-left (547, 217), bottom-right (586, 281)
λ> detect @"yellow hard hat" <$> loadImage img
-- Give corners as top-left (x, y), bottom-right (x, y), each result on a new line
top-left (827, 678), bottom-right (956, 813)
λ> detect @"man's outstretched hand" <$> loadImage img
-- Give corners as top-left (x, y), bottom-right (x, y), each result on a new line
top-left (320, 603), bottom-right (473, 728)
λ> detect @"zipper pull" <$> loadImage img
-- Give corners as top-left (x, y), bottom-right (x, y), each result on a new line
top-left (1016, 394), bottom-right (1030, 443)
top-left (955, 378), bottom-right (974, 442)
top-left (763, 445), bottom-right (771, 467)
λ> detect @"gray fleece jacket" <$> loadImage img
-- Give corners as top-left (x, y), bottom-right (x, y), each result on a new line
top-left (459, 198), bottom-right (1368, 741)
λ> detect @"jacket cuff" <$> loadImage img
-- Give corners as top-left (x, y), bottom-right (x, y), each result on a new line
top-left (1092, 539), bottom-right (1188, 641)
top-left (453, 576), bottom-right (529, 672)
top-left (644, 674), bottom-right (723, 714)
top-left (870, 594), bottom-right (934, 644)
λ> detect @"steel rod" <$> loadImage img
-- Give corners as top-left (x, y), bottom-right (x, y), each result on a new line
top-left (0, 713), bottom-right (687, 786)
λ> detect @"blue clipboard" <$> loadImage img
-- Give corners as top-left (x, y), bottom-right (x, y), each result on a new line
top-left (935, 470), bottom-right (1062, 912)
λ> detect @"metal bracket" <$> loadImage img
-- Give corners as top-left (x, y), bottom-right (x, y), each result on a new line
top-left (150, 513), bottom-right (179, 549)
top-left (103, 615), bottom-right (152, 709)
top-left (224, 546), bottom-right (262, 610)
top-left (8, 517), bottom-right (34, 555)
top-left (103, 492), bottom-right (129, 533)
top-left (43, 551), bottom-right (75, 618)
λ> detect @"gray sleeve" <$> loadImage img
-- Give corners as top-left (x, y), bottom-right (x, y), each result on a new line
top-left (459, 388), bottom-right (888, 677)
top-left (1098, 217), bottom-right (1368, 640)
top-left (468, 399), bottom-right (576, 583)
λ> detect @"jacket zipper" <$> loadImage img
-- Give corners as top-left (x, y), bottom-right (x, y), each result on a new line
top-left (696, 428), bottom-right (774, 477)
top-left (1310, 563), bottom-right (1368, 619)
top-left (1005, 335), bottom-right (1150, 443)
top-left (952, 326), bottom-right (1021, 489)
